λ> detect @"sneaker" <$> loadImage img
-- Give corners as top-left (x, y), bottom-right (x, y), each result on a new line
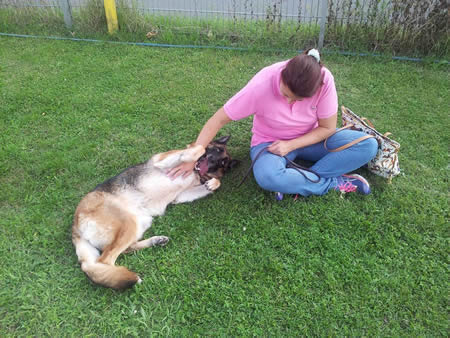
top-left (275, 192), bottom-right (284, 201)
top-left (335, 174), bottom-right (371, 195)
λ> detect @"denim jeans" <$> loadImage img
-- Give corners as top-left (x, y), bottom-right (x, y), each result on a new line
top-left (250, 129), bottom-right (378, 196)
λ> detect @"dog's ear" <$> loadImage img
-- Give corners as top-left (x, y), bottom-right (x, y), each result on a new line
top-left (226, 159), bottom-right (240, 170)
top-left (214, 135), bottom-right (231, 145)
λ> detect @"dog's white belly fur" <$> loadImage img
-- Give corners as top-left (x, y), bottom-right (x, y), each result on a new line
top-left (119, 190), bottom-right (154, 240)
top-left (133, 173), bottom-right (198, 238)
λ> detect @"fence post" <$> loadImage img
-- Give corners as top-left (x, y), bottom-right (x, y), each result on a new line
top-left (318, 0), bottom-right (328, 50)
top-left (104, 0), bottom-right (119, 34)
top-left (59, 0), bottom-right (72, 29)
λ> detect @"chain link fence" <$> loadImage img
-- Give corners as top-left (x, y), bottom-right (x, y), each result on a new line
top-left (0, 0), bottom-right (448, 57)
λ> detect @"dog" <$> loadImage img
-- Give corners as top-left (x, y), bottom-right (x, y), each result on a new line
top-left (72, 135), bottom-right (238, 290)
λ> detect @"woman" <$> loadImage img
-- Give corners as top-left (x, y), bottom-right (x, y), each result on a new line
top-left (169, 48), bottom-right (378, 196)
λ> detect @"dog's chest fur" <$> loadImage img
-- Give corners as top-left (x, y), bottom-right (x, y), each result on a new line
top-left (134, 168), bottom-right (199, 216)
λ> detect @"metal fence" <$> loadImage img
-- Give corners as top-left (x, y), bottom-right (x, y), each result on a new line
top-left (124, 0), bottom-right (321, 20)
top-left (0, 0), bottom-right (448, 57)
top-left (1, 0), bottom-right (327, 22)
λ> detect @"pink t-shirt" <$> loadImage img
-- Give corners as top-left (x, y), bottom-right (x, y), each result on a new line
top-left (224, 60), bottom-right (338, 147)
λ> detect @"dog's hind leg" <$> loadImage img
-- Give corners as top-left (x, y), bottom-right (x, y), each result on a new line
top-left (97, 218), bottom-right (138, 266)
top-left (125, 236), bottom-right (170, 253)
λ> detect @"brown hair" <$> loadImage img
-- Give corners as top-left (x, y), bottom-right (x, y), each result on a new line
top-left (281, 48), bottom-right (324, 98)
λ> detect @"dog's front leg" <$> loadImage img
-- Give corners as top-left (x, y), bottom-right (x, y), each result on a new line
top-left (173, 179), bottom-right (220, 204)
top-left (152, 145), bottom-right (205, 170)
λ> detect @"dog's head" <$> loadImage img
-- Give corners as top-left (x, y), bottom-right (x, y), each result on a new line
top-left (194, 135), bottom-right (239, 183)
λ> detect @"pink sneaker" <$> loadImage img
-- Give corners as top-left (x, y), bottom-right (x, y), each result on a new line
top-left (335, 174), bottom-right (371, 195)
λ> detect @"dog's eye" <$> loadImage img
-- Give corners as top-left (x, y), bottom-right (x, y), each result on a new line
top-left (221, 159), bottom-right (228, 166)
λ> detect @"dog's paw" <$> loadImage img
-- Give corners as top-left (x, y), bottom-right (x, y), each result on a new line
top-left (182, 144), bottom-right (205, 162)
top-left (205, 178), bottom-right (220, 191)
top-left (154, 236), bottom-right (170, 246)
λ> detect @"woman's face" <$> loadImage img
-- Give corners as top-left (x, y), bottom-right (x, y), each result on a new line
top-left (279, 80), bottom-right (303, 104)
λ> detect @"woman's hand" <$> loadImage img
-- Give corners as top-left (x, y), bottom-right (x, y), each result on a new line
top-left (167, 107), bottom-right (232, 180)
top-left (268, 115), bottom-right (338, 155)
top-left (267, 140), bottom-right (293, 157)
top-left (166, 161), bottom-right (196, 180)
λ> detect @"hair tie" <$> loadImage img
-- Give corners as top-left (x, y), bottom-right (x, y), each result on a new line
top-left (307, 48), bottom-right (320, 63)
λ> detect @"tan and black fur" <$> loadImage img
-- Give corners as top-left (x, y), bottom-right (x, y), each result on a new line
top-left (72, 136), bottom-right (238, 290)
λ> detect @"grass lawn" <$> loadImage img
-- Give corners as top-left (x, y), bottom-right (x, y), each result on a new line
top-left (0, 36), bottom-right (447, 336)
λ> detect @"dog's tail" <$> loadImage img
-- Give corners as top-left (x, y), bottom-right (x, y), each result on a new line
top-left (73, 236), bottom-right (140, 290)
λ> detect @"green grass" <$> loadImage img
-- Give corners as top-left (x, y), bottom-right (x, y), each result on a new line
top-left (0, 36), bottom-right (448, 336)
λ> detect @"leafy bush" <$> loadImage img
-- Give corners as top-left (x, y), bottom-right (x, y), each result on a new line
top-left (327, 0), bottom-right (448, 57)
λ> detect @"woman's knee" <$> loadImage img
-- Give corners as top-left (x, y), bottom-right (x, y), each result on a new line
top-left (363, 137), bottom-right (379, 160)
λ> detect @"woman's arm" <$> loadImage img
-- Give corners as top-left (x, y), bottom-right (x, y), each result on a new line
top-left (267, 113), bottom-right (337, 156)
top-left (195, 107), bottom-right (232, 147)
top-left (167, 107), bottom-right (232, 178)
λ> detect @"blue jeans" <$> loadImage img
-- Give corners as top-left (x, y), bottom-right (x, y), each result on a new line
top-left (250, 129), bottom-right (378, 196)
